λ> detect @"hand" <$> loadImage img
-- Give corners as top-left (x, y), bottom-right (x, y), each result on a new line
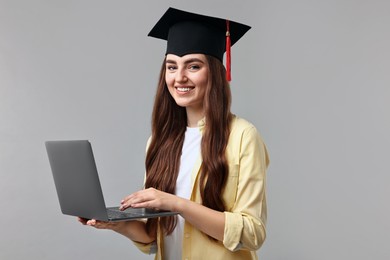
top-left (77, 217), bottom-right (124, 231)
top-left (120, 188), bottom-right (181, 212)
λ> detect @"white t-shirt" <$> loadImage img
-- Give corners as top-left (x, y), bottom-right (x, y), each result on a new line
top-left (163, 127), bottom-right (201, 260)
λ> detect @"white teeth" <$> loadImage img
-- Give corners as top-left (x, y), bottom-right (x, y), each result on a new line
top-left (177, 87), bottom-right (192, 92)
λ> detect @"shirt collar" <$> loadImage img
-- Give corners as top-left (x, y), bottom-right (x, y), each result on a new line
top-left (197, 117), bottom-right (206, 131)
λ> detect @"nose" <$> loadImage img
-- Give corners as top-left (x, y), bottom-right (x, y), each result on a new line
top-left (175, 67), bottom-right (188, 83)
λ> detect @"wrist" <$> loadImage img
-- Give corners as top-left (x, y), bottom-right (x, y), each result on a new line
top-left (173, 197), bottom-right (186, 214)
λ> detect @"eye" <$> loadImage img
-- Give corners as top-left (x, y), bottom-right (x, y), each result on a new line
top-left (188, 64), bottom-right (200, 71)
top-left (166, 65), bottom-right (177, 71)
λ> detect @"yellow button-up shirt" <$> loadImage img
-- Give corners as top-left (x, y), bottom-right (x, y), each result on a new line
top-left (133, 115), bottom-right (269, 260)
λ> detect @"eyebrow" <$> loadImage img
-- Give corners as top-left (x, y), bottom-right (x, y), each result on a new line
top-left (165, 58), bottom-right (205, 65)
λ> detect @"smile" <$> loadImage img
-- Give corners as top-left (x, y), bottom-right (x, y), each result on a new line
top-left (176, 87), bottom-right (194, 92)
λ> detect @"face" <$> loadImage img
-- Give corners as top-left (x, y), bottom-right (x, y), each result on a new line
top-left (165, 54), bottom-right (209, 114)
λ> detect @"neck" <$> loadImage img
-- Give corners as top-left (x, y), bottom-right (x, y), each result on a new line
top-left (186, 107), bottom-right (204, 127)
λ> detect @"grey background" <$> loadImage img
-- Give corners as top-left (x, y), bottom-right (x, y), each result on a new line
top-left (1, 0), bottom-right (389, 259)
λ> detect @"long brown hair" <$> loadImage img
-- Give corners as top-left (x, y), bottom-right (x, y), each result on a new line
top-left (144, 55), bottom-right (232, 236)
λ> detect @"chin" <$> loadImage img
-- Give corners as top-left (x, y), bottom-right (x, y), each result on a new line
top-left (172, 98), bottom-right (190, 107)
top-left (175, 102), bottom-right (190, 108)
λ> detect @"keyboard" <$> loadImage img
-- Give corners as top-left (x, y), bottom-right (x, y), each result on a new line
top-left (106, 207), bottom-right (146, 219)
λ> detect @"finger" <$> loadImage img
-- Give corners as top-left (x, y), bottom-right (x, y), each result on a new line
top-left (93, 220), bottom-right (115, 230)
top-left (120, 198), bottom-right (141, 210)
top-left (86, 219), bottom-right (97, 226)
top-left (130, 201), bottom-right (152, 209)
top-left (121, 188), bottom-right (161, 210)
top-left (123, 188), bottom-right (155, 202)
top-left (120, 192), bottom-right (148, 210)
top-left (121, 195), bottom-right (131, 204)
top-left (78, 217), bottom-right (86, 224)
top-left (86, 219), bottom-right (106, 229)
top-left (121, 191), bottom-right (140, 205)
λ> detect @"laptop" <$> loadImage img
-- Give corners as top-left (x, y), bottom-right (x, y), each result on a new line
top-left (45, 140), bottom-right (178, 222)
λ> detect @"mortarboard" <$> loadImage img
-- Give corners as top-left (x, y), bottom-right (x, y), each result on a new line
top-left (148, 7), bottom-right (251, 81)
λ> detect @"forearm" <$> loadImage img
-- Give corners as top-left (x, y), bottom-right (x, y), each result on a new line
top-left (112, 220), bottom-right (156, 244)
top-left (176, 198), bottom-right (225, 241)
top-left (120, 188), bottom-right (225, 241)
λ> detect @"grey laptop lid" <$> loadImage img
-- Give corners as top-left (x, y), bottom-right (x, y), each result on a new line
top-left (45, 140), bottom-right (178, 221)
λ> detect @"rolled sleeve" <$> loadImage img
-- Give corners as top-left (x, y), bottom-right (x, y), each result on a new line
top-left (223, 211), bottom-right (266, 251)
top-left (223, 211), bottom-right (244, 251)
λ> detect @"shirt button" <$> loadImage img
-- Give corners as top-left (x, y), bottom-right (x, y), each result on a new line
top-left (184, 233), bottom-right (190, 238)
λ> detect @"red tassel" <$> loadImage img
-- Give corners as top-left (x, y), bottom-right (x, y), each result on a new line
top-left (226, 20), bottom-right (231, 82)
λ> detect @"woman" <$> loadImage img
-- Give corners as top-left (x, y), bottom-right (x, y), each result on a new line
top-left (79, 7), bottom-right (269, 260)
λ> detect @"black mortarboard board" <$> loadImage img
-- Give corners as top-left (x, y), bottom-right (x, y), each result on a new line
top-left (148, 7), bottom-right (251, 81)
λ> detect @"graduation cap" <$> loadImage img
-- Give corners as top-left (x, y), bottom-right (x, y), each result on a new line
top-left (148, 7), bottom-right (251, 81)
